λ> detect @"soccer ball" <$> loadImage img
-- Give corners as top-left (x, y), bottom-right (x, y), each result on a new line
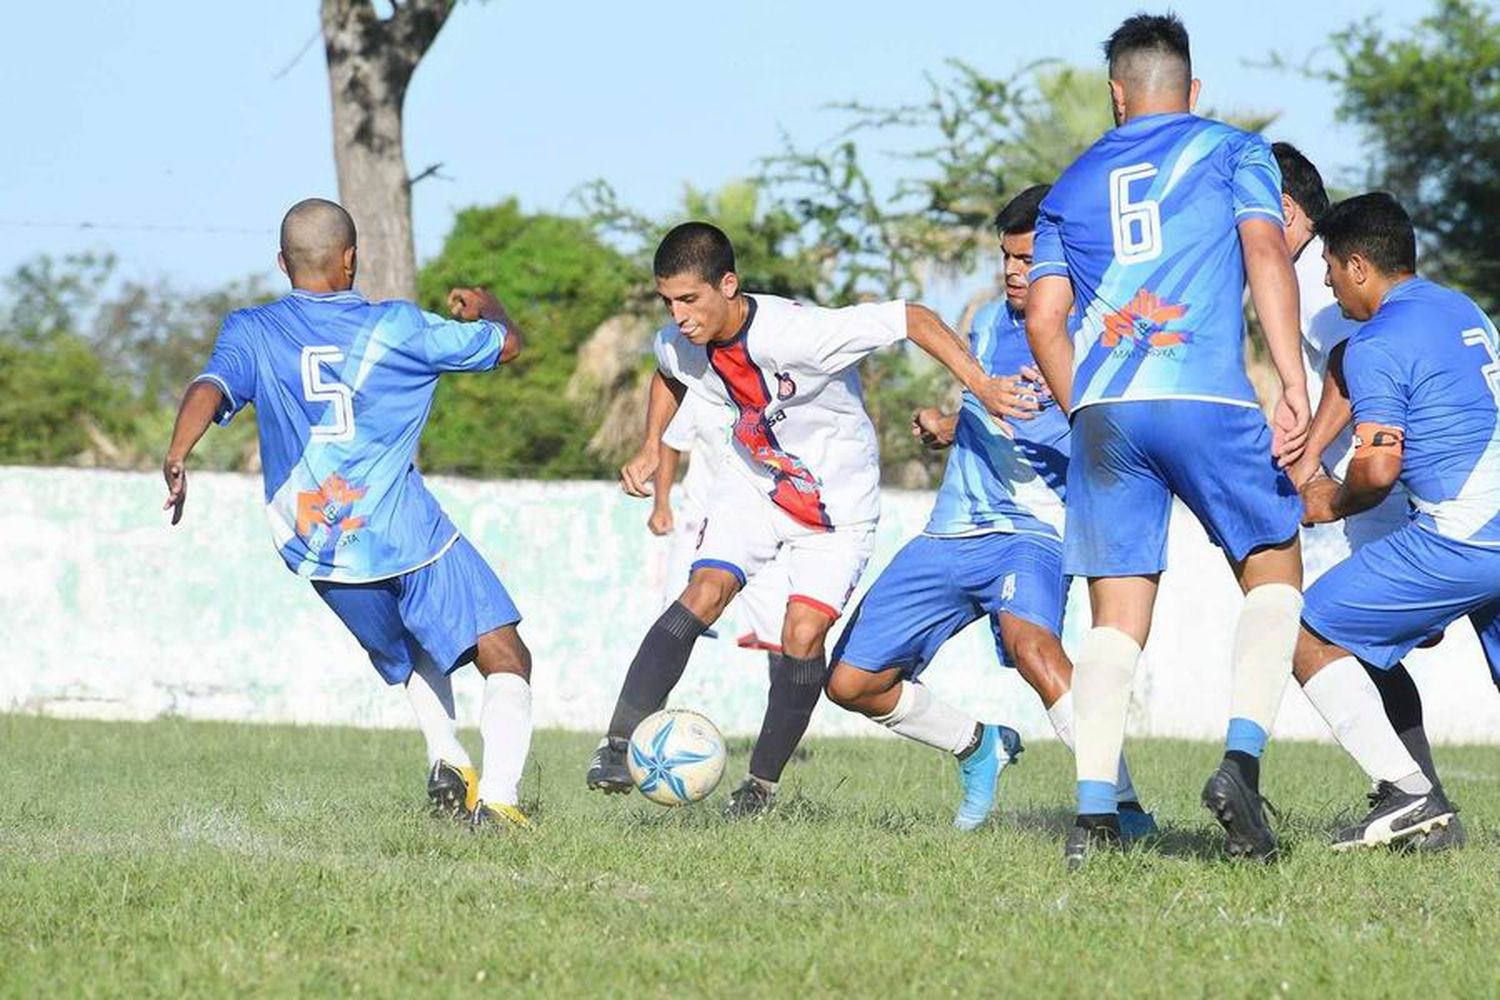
top-left (627, 709), bottom-right (727, 806)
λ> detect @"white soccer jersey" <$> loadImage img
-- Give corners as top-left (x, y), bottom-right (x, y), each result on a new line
top-left (654, 294), bottom-right (907, 529)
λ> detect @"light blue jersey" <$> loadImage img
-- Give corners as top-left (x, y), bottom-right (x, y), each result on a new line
top-left (1031, 113), bottom-right (1283, 410)
top-left (1343, 277), bottom-right (1500, 546)
top-left (924, 301), bottom-right (1069, 539)
top-left (196, 289), bottom-right (506, 582)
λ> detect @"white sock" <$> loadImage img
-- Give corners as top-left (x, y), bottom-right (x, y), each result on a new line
top-left (1229, 584), bottom-right (1302, 734)
top-left (1047, 689), bottom-right (1138, 802)
top-left (1072, 628), bottom-right (1141, 786)
top-left (871, 681), bottom-right (977, 755)
top-left (477, 673), bottom-right (534, 805)
top-left (405, 655), bottom-right (470, 768)
top-left (1302, 656), bottom-right (1430, 791)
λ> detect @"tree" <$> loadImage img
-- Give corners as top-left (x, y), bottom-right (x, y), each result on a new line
top-left (416, 200), bottom-right (635, 478)
top-left (1316, 0), bottom-right (1500, 312)
top-left (321, 0), bottom-right (454, 302)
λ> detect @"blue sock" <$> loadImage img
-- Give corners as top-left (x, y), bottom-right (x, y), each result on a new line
top-left (1077, 779), bottom-right (1118, 816)
top-left (1225, 717), bottom-right (1268, 758)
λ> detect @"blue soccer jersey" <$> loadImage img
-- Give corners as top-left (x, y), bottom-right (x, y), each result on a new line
top-left (1031, 113), bottom-right (1283, 410)
top-left (195, 288), bottom-right (506, 582)
top-left (924, 301), bottom-right (1070, 538)
top-left (1343, 277), bottom-right (1500, 546)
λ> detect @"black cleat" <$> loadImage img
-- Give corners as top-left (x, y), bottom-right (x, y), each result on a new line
top-left (1332, 781), bottom-right (1456, 851)
top-left (1064, 814), bottom-right (1122, 872)
top-left (427, 760), bottom-right (478, 820)
top-left (1410, 810), bottom-right (1466, 852)
top-left (1202, 763), bottom-right (1278, 861)
top-left (722, 777), bottom-right (775, 820)
top-left (586, 737), bottom-right (634, 793)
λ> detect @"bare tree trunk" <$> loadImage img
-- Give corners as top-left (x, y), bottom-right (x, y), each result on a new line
top-left (320, 0), bottom-right (453, 302)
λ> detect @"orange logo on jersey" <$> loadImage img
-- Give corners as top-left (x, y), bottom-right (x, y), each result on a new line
top-left (1102, 289), bottom-right (1189, 348)
top-left (295, 473), bottom-right (368, 538)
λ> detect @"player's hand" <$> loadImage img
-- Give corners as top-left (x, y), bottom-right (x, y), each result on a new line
top-left (1272, 382), bottom-right (1311, 469)
top-left (162, 456), bottom-right (188, 526)
top-left (911, 407), bottom-right (956, 450)
top-left (620, 444), bottom-right (659, 498)
top-left (1299, 473), bottom-right (1341, 525)
top-left (447, 286), bottom-right (506, 323)
top-left (1018, 364), bottom-right (1054, 403)
top-left (973, 375), bottom-right (1039, 433)
top-left (1285, 451), bottom-right (1326, 489)
top-left (647, 503), bottom-right (674, 536)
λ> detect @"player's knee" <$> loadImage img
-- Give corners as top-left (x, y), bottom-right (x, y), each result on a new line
top-left (824, 664), bottom-right (867, 708)
top-left (681, 569), bottom-right (739, 622)
top-left (781, 611), bottom-right (832, 659)
top-left (476, 627), bottom-right (531, 680)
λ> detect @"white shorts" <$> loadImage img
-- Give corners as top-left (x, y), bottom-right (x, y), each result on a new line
top-left (664, 505), bottom-right (790, 648)
top-left (693, 470), bottom-right (876, 620)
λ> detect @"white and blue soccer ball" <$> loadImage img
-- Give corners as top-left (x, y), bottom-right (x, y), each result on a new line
top-left (627, 709), bottom-right (727, 806)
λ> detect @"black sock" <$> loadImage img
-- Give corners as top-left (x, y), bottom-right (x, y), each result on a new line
top-left (748, 653), bottom-right (826, 783)
top-left (1224, 750), bottom-right (1260, 791)
top-left (1365, 660), bottom-right (1441, 790)
top-left (606, 601), bottom-right (708, 740)
top-left (954, 722), bottom-right (985, 760)
top-left (766, 651), bottom-right (784, 685)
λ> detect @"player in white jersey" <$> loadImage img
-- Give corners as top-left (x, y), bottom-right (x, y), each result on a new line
top-left (650, 391), bottom-right (790, 653)
top-left (586, 222), bottom-right (1038, 816)
top-left (1273, 144), bottom-right (1462, 848)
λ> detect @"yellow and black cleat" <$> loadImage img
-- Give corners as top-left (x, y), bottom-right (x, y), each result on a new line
top-left (427, 760), bottom-right (479, 820)
top-left (470, 800), bottom-right (533, 831)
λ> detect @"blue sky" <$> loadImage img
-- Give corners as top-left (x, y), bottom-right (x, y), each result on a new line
top-left (4, 0), bottom-right (1412, 298)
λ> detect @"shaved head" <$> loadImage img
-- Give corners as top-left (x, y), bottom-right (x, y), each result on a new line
top-left (1104, 13), bottom-right (1192, 103)
top-left (279, 198), bottom-right (357, 283)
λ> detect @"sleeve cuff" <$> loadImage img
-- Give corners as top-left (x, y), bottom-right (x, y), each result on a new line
top-left (192, 373), bottom-right (240, 426)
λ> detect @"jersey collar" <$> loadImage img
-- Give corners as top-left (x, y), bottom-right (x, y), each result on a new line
top-left (288, 288), bottom-right (367, 303)
top-left (708, 294), bottom-right (758, 350)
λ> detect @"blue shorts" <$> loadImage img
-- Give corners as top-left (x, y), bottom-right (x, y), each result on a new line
top-left (1064, 400), bottom-right (1302, 577)
top-left (1303, 524), bottom-right (1500, 678)
top-left (312, 535), bottom-right (521, 685)
top-left (831, 532), bottom-right (1065, 677)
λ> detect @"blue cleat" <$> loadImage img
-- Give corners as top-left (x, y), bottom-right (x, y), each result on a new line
top-left (953, 724), bottom-right (1023, 831)
top-left (1117, 801), bottom-right (1159, 845)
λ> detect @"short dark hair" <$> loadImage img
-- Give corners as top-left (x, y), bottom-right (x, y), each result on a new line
top-left (1316, 193), bottom-right (1417, 275)
top-left (1103, 12), bottom-right (1191, 83)
top-left (1271, 142), bottom-right (1329, 223)
top-left (994, 184), bottom-right (1052, 236)
top-left (653, 222), bottom-right (736, 284)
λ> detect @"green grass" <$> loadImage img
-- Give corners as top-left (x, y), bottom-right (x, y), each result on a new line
top-left (2, 715), bottom-right (1499, 997)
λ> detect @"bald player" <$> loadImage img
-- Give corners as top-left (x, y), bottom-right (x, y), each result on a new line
top-left (163, 198), bottom-right (535, 829)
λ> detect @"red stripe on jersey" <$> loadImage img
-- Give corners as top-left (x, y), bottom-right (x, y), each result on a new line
top-left (707, 333), bottom-right (832, 531)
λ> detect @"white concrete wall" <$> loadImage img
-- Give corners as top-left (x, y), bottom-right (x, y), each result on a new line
top-left (3, 467), bottom-right (1497, 743)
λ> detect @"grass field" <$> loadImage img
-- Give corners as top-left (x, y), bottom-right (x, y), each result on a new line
top-left (3, 714), bottom-right (1499, 997)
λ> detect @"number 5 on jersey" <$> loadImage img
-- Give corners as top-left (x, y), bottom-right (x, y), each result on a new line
top-left (301, 345), bottom-right (355, 442)
top-left (1110, 163), bottom-right (1162, 265)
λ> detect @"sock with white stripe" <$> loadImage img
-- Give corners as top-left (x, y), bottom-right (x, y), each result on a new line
top-left (1072, 627), bottom-right (1142, 816)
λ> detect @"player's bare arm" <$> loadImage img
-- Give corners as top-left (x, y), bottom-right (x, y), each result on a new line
top-left (447, 286), bottom-right (525, 364)
top-left (1024, 274), bottom-right (1076, 413)
top-left (1287, 341), bottom-right (1353, 487)
top-left (1300, 422), bottom-right (1403, 525)
top-left (904, 304), bottom-right (1037, 425)
top-left (161, 380), bottom-right (225, 526)
top-left (1240, 216), bottom-right (1310, 467)
top-left (911, 407), bottom-right (958, 450)
top-left (648, 445), bottom-right (680, 535)
top-left (620, 370), bottom-right (686, 498)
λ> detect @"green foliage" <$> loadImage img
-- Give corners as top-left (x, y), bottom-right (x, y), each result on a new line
top-left (0, 332), bottom-right (122, 463)
top-left (1319, 0), bottom-right (1500, 312)
top-left (4, 715), bottom-right (1499, 994)
top-left (416, 200), bottom-right (635, 477)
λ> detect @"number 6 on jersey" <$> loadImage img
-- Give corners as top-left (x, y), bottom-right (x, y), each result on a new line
top-left (1110, 163), bottom-right (1163, 265)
